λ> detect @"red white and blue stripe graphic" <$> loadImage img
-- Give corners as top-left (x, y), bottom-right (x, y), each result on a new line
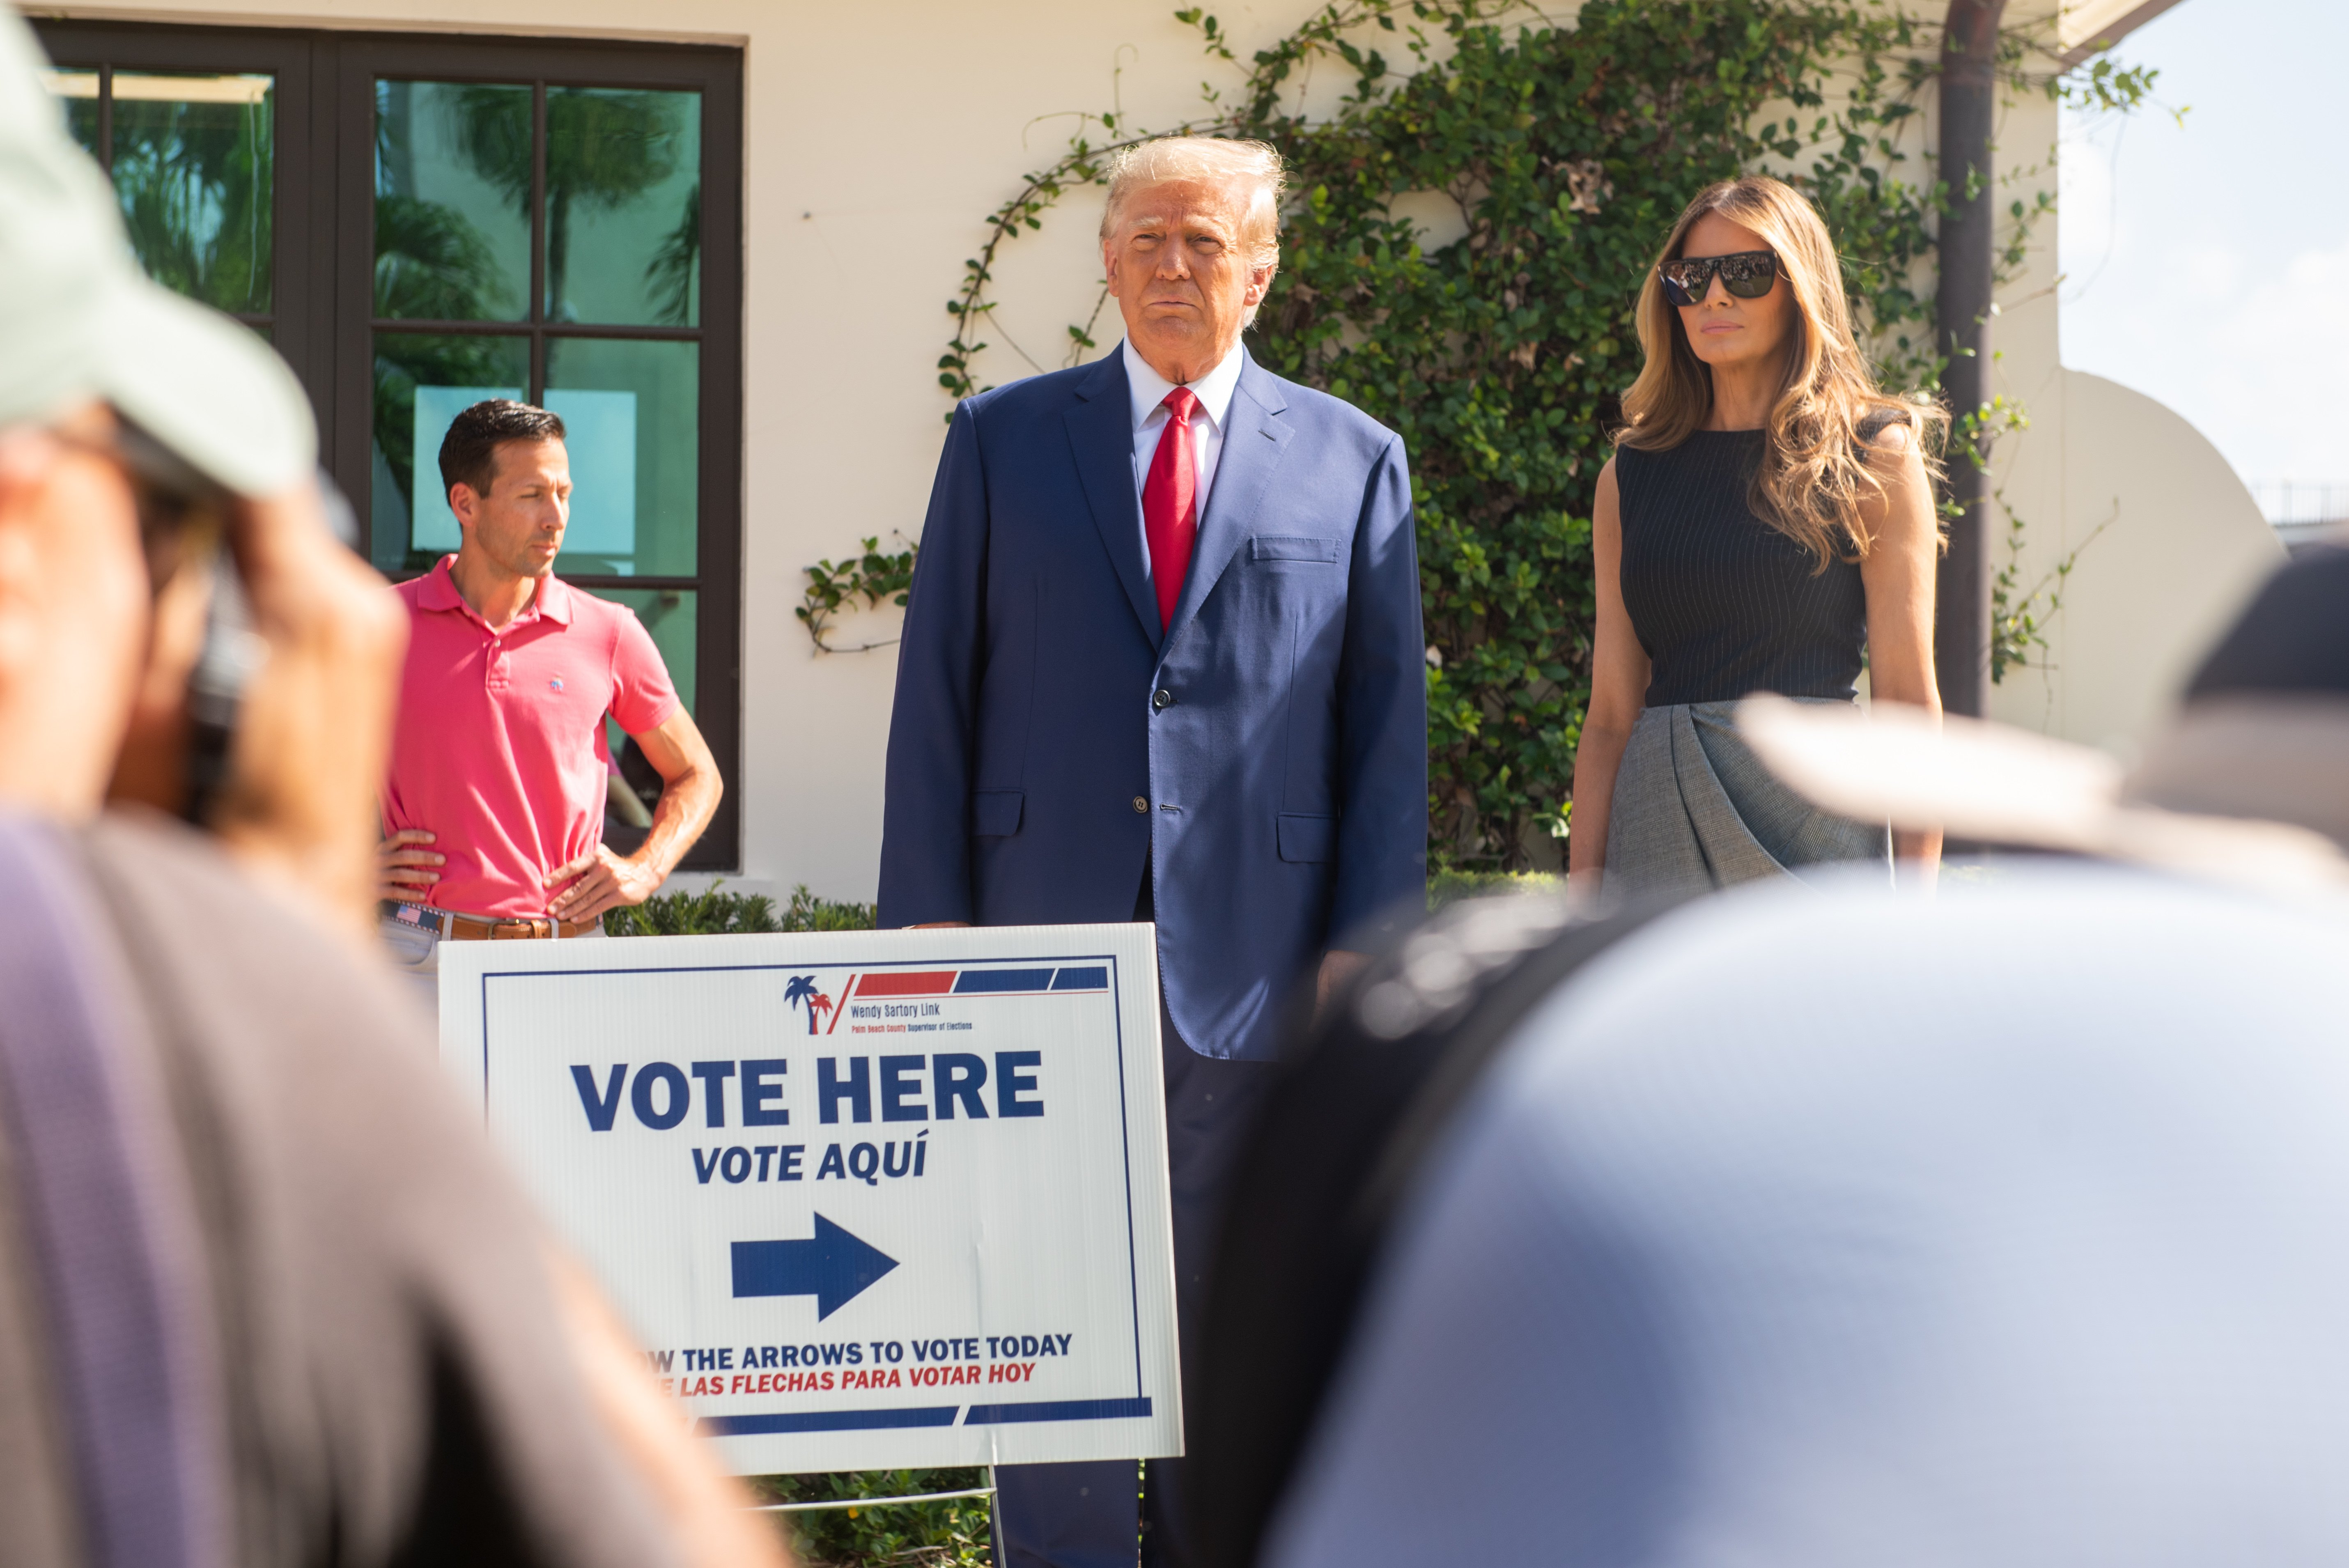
top-left (825, 965), bottom-right (1107, 1032)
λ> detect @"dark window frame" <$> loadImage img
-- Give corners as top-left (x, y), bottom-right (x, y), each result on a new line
top-left (32, 24), bottom-right (326, 401)
top-left (33, 20), bottom-right (744, 872)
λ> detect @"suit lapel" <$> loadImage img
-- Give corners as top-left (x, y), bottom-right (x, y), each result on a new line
top-left (1064, 352), bottom-right (1161, 646)
top-left (1164, 351), bottom-right (1293, 649)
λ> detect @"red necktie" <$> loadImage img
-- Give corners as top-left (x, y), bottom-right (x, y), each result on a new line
top-left (1141, 386), bottom-right (1201, 631)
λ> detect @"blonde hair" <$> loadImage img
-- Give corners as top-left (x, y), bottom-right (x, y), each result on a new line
top-left (1618, 176), bottom-right (1945, 570)
top-left (1100, 136), bottom-right (1285, 267)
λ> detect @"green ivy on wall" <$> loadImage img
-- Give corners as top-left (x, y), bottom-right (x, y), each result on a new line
top-left (810, 0), bottom-right (2149, 871)
top-left (799, 534), bottom-right (918, 654)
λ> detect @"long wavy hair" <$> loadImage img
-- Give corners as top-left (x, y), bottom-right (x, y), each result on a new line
top-left (1617, 176), bottom-right (1945, 570)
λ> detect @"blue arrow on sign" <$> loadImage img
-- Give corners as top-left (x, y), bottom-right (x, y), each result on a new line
top-left (731, 1214), bottom-right (900, 1320)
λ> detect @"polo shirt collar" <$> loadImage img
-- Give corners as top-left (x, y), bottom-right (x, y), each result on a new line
top-left (416, 555), bottom-right (465, 612)
top-left (1123, 337), bottom-right (1245, 434)
top-left (532, 572), bottom-right (575, 626)
top-left (416, 554), bottom-right (574, 628)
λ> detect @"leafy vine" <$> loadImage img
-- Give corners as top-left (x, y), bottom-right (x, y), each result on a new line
top-left (797, 534), bottom-right (917, 654)
top-left (807, 0), bottom-right (2150, 868)
top-left (1990, 494), bottom-right (2116, 686)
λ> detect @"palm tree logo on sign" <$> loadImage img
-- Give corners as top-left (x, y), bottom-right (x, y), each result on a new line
top-left (784, 973), bottom-right (833, 1035)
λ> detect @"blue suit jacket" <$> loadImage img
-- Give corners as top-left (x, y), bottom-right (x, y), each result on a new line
top-left (878, 347), bottom-right (1427, 1061)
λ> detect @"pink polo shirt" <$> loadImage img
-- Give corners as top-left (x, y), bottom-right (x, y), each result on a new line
top-left (385, 558), bottom-right (680, 918)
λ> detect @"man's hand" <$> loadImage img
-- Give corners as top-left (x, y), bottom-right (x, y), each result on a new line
top-left (198, 483), bottom-right (408, 933)
top-left (545, 709), bottom-right (723, 927)
top-left (1316, 948), bottom-right (1371, 1021)
top-left (545, 844), bottom-right (665, 927)
top-left (378, 828), bottom-right (443, 902)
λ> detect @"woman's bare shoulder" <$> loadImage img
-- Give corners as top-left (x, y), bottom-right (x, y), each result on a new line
top-left (1860, 412), bottom-right (1928, 478)
top-left (1854, 402), bottom-right (1917, 450)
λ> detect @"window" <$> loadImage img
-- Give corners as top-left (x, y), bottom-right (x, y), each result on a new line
top-left (36, 22), bottom-right (743, 870)
top-left (35, 29), bottom-right (320, 377)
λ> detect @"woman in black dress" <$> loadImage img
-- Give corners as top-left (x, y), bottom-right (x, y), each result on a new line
top-left (1571, 176), bottom-right (1945, 898)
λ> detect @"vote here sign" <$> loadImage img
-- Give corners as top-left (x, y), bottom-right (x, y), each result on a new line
top-left (435, 923), bottom-right (1180, 1475)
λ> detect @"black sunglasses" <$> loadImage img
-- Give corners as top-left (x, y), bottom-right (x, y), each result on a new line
top-left (1658, 249), bottom-right (1779, 306)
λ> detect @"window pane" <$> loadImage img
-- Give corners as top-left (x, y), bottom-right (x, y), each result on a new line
top-left (375, 80), bottom-right (530, 322)
top-left (39, 70), bottom-right (102, 159)
top-left (371, 332), bottom-right (529, 576)
top-left (110, 73), bottom-right (273, 314)
top-left (544, 87), bottom-right (700, 326)
top-left (544, 337), bottom-right (698, 576)
top-left (594, 588), bottom-right (697, 722)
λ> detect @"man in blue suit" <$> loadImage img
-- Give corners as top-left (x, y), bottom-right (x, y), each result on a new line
top-left (879, 136), bottom-right (1427, 1567)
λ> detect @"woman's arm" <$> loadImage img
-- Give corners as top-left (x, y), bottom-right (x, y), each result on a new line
top-left (1857, 421), bottom-right (1944, 885)
top-left (1568, 459), bottom-right (1651, 895)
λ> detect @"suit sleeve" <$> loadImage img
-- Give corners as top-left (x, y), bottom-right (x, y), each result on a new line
top-left (1330, 433), bottom-right (1429, 947)
top-left (877, 403), bottom-right (990, 927)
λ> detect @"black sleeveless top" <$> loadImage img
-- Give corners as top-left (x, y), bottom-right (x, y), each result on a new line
top-left (1615, 428), bottom-right (1866, 706)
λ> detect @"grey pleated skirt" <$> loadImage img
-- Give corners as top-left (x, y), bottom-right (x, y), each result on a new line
top-left (1603, 699), bottom-right (1890, 900)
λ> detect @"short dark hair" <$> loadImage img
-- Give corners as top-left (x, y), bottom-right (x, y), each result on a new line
top-left (439, 399), bottom-right (566, 503)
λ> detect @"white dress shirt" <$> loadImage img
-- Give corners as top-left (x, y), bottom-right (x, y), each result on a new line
top-left (1124, 337), bottom-right (1245, 588)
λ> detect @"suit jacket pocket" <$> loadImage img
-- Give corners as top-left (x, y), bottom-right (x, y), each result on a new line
top-left (1251, 535), bottom-right (1344, 564)
top-left (972, 790), bottom-right (1025, 838)
top-left (1277, 812), bottom-right (1337, 863)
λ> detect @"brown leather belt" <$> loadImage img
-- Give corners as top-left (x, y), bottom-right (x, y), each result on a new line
top-left (384, 902), bottom-right (598, 941)
top-left (443, 911), bottom-right (601, 941)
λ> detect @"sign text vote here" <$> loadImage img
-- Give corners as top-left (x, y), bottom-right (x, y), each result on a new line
top-left (438, 924), bottom-right (1181, 1475)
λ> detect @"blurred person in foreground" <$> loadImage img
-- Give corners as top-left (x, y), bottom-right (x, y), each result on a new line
top-left (1194, 544), bottom-right (2349, 1566)
top-left (376, 398), bottom-right (721, 995)
top-left (0, 16), bottom-right (782, 1567)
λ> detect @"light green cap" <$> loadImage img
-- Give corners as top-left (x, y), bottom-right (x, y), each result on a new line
top-left (0, 10), bottom-right (315, 497)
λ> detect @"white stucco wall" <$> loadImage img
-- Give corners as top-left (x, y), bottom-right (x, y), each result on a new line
top-left (25, 0), bottom-right (2255, 893)
top-left (1986, 369), bottom-right (2283, 749)
top-left (1981, 9), bottom-right (2285, 750)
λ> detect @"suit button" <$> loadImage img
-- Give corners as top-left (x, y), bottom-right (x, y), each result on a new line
top-left (1151, 688), bottom-right (1174, 712)
top-left (1132, 796), bottom-right (1149, 814)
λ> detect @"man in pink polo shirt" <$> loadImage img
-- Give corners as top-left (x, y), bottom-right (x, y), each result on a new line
top-left (377, 399), bottom-right (720, 988)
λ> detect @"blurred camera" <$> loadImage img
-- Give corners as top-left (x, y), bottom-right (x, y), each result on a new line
top-left (110, 425), bottom-right (365, 827)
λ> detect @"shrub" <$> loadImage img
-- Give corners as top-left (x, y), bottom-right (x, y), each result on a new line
top-left (746, 1469), bottom-right (992, 1568)
top-left (603, 882), bottom-right (878, 937)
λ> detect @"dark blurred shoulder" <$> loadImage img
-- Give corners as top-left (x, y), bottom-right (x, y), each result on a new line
top-left (81, 807), bottom-right (434, 1045)
top-left (2186, 543), bottom-right (2349, 701)
top-left (67, 810), bottom-right (669, 1568)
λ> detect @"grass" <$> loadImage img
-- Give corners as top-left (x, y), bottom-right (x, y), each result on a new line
top-left (1428, 868), bottom-right (1563, 909)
